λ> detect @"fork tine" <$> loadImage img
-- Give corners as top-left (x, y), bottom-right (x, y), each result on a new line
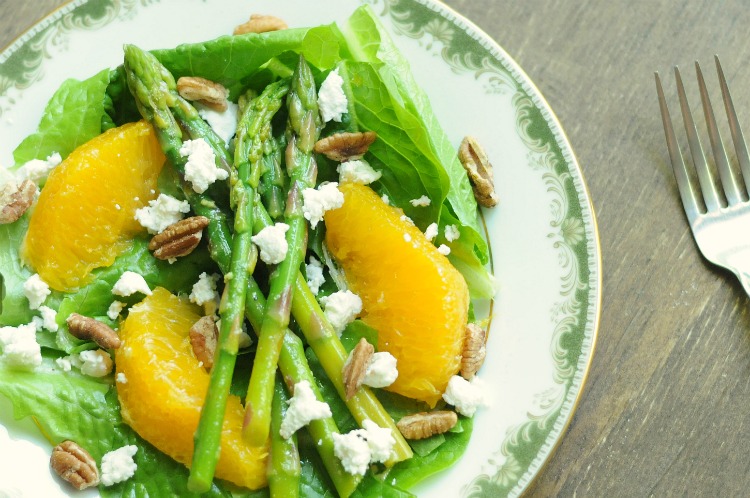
top-left (715, 55), bottom-right (750, 194)
top-left (656, 71), bottom-right (700, 221)
top-left (675, 65), bottom-right (722, 212)
top-left (695, 60), bottom-right (742, 205)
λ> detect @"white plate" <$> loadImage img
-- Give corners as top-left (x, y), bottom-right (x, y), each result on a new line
top-left (0, 0), bottom-right (601, 496)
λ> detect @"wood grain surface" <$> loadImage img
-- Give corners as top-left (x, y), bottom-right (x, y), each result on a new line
top-left (2, 0), bottom-right (750, 496)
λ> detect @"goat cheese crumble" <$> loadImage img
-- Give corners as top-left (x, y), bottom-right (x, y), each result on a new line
top-left (251, 223), bottom-right (290, 265)
top-left (78, 349), bottom-right (113, 378)
top-left (302, 182), bottom-right (344, 228)
top-left (442, 375), bottom-right (486, 417)
top-left (179, 138), bottom-right (229, 193)
top-left (100, 445), bottom-right (138, 486)
top-left (23, 273), bottom-right (50, 310)
top-left (35, 305), bottom-right (58, 332)
top-left (381, 194), bottom-right (390, 205)
top-left (0, 323), bottom-right (41, 369)
top-left (362, 351), bottom-right (398, 388)
top-left (190, 272), bottom-right (220, 306)
top-left (424, 222), bottom-right (438, 241)
top-left (444, 224), bottom-right (460, 242)
top-left (333, 419), bottom-right (396, 475)
top-left (279, 380), bottom-right (332, 439)
top-left (338, 159), bottom-right (381, 185)
top-left (410, 195), bottom-right (431, 207)
top-left (134, 194), bottom-right (190, 234)
top-left (15, 152), bottom-right (62, 183)
top-left (116, 372), bottom-right (128, 384)
top-left (197, 101), bottom-right (239, 144)
top-left (437, 244), bottom-right (451, 256)
top-left (320, 290), bottom-right (362, 335)
top-left (112, 271), bottom-right (152, 297)
top-left (306, 256), bottom-right (326, 295)
top-left (107, 301), bottom-right (125, 321)
top-left (318, 68), bottom-right (348, 123)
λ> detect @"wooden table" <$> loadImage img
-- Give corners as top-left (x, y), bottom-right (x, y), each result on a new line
top-left (2, 0), bottom-right (749, 496)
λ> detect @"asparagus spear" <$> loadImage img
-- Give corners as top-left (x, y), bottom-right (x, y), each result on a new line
top-left (189, 82), bottom-right (289, 492)
top-left (123, 44), bottom-right (232, 267)
top-left (243, 55), bottom-right (322, 447)
top-left (269, 374), bottom-right (301, 498)
top-left (252, 203), bottom-right (414, 465)
top-left (243, 282), bottom-right (361, 497)
top-left (259, 134), bottom-right (287, 220)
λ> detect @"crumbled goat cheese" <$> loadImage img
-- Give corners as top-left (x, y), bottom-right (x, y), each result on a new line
top-left (100, 445), bottom-right (138, 486)
top-left (15, 152), bottom-right (62, 183)
top-left (424, 222), bottom-right (438, 241)
top-left (318, 68), bottom-right (348, 123)
top-left (333, 431), bottom-right (371, 476)
top-left (37, 305), bottom-right (58, 332)
top-left (410, 195), bottom-right (431, 207)
top-left (437, 244), bottom-right (451, 256)
top-left (302, 182), bottom-right (344, 228)
top-left (107, 301), bottom-right (125, 321)
top-left (251, 222), bottom-right (290, 265)
top-left (134, 194), bottom-right (190, 234)
top-left (197, 101), bottom-right (239, 144)
top-left (55, 356), bottom-right (74, 372)
top-left (403, 233), bottom-right (412, 243)
top-left (190, 272), bottom-right (221, 308)
top-left (444, 224), bottom-right (460, 242)
top-left (306, 256), bottom-right (326, 295)
top-left (363, 352), bottom-right (398, 388)
top-left (0, 323), bottom-right (41, 369)
top-left (78, 349), bottom-right (113, 378)
top-left (442, 375), bottom-right (486, 417)
top-left (279, 380), bottom-right (332, 439)
top-left (333, 420), bottom-right (396, 475)
top-left (112, 271), bottom-right (152, 297)
top-left (360, 419), bottom-right (396, 463)
top-left (179, 138), bottom-right (229, 193)
top-left (320, 290), bottom-right (362, 335)
top-left (338, 159), bottom-right (381, 185)
top-left (399, 214), bottom-right (414, 226)
top-left (23, 274), bottom-right (50, 310)
top-left (116, 372), bottom-right (128, 384)
top-left (381, 194), bottom-right (390, 205)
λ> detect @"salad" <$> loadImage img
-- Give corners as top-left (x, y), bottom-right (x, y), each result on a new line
top-left (0, 5), bottom-right (496, 497)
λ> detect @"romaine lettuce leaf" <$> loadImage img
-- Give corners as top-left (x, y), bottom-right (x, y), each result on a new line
top-left (12, 68), bottom-right (115, 168)
top-left (0, 358), bottom-right (229, 497)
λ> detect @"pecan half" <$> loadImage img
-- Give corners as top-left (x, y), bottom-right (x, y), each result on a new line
top-left (460, 322), bottom-right (487, 379)
top-left (176, 76), bottom-right (229, 112)
top-left (342, 337), bottom-right (374, 399)
top-left (190, 315), bottom-right (219, 369)
top-left (314, 131), bottom-right (378, 162)
top-left (397, 411), bottom-right (458, 440)
top-left (458, 136), bottom-right (498, 207)
top-left (66, 313), bottom-right (121, 349)
top-left (0, 179), bottom-right (36, 224)
top-left (50, 440), bottom-right (99, 490)
top-left (234, 14), bottom-right (288, 35)
top-left (148, 216), bottom-right (209, 261)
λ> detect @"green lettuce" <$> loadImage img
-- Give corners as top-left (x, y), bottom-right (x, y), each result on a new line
top-left (0, 358), bottom-right (229, 497)
top-left (12, 68), bottom-right (116, 168)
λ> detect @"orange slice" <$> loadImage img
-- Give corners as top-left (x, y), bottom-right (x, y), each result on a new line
top-left (325, 183), bottom-right (470, 406)
top-left (23, 121), bottom-right (165, 291)
top-left (115, 288), bottom-right (268, 490)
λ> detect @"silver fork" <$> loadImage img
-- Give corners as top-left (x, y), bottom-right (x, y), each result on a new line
top-left (656, 56), bottom-right (750, 296)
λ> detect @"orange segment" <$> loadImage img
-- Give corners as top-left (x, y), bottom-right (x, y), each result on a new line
top-left (115, 288), bottom-right (268, 490)
top-left (23, 121), bottom-right (165, 291)
top-left (325, 183), bottom-right (469, 406)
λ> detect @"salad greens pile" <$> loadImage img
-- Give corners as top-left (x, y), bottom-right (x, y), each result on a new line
top-left (0, 6), bottom-right (491, 497)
